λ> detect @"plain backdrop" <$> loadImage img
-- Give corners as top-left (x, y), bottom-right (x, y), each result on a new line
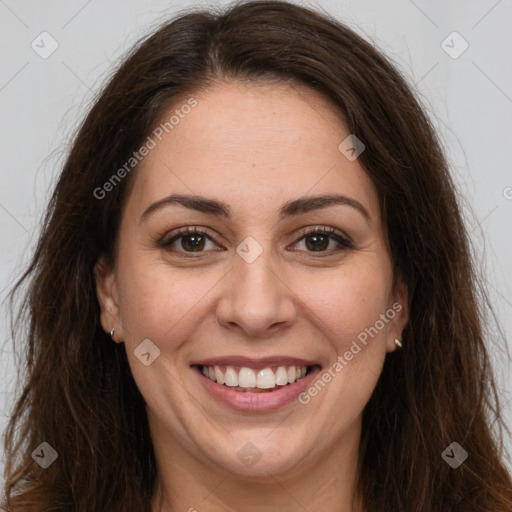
top-left (1, 0), bottom-right (511, 487)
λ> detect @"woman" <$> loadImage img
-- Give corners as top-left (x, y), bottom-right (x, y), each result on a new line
top-left (3, 1), bottom-right (512, 511)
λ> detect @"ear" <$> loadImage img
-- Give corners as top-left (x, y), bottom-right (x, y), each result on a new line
top-left (93, 256), bottom-right (124, 343)
top-left (386, 275), bottom-right (409, 353)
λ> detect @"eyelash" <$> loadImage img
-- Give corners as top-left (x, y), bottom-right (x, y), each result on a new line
top-left (158, 225), bottom-right (355, 257)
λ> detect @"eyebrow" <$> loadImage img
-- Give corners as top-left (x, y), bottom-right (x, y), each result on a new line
top-left (140, 193), bottom-right (371, 223)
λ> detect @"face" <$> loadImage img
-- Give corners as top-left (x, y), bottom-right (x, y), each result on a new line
top-left (95, 80), bottom-right (408, 479)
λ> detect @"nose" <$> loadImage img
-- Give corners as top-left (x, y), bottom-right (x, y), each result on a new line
top-left (215, 247), bottom-right (297, 338)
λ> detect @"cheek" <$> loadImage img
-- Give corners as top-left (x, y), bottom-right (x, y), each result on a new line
top-left (116, 253), bottom-right (217, 345)
top-left (298, 261), bottom-right (392, 349)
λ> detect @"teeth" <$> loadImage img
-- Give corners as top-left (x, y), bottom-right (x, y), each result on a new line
top-left (275, 366), bottom-right (288, 385)
top-left (224, 366), bottom-right (238, 387)
top-left (214, 366), bottom-right (225, 385)
top-left (238, 367), bottom-right (256, 388)
top-left (201, 364), bottom-right (309, 390)
top-left (256, 368), bottom-right (275, 389)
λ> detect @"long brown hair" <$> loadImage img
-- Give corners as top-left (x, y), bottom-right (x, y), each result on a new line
top-left (3, 1), bottom-right (512, 510)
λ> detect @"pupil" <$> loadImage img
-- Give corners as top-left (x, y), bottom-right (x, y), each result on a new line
top-left (182, 234), bottom-right (205, 251)
top-left (306, 234), bottom-right (327, 251)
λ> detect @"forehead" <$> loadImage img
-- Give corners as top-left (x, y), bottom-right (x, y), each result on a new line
top-left (125, 80), bottom-right (380, 223)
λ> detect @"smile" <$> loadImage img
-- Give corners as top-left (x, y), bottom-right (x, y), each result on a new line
top-left (199, 364), bottom-right (309, 392)
top-left (191, 356), bottom-right (322, 411)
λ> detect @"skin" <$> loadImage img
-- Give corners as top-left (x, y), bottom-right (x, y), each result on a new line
top-left (94, 80), bottom-right (409, 512)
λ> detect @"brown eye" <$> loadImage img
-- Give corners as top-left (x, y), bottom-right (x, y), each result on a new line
top-left (292, 227), bottom-right (354, 254)
top-left (178, 233), bottom-right (207, 252)
top-left (304, 233), bottom-right (330, 251)
top-left (159, 227), bottom-right (221, 254)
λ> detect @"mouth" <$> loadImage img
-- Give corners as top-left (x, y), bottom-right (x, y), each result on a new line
top-left (191, 356), bottom-right (322, 411)
top-left (195, 363), bottom-right (315, 392)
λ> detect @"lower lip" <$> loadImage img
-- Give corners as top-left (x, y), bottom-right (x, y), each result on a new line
top-left (193, 365), bottom-right (321, 412)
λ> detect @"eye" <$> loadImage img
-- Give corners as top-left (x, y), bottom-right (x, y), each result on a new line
top-left (290, 226), bottom-right (354, 254)
top-left (158, 226), bottom-right (222, 255)
top-left (158, 225), bottom-right (354, 257)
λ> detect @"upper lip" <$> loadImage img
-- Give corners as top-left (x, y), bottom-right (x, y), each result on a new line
top-left (191, 356), bottom-right (320, 369)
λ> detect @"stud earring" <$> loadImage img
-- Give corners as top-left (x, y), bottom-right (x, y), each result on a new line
top-left (110, 328), bottom-right (115, 339)
top-left (394, 338), bottom-right (402, 348)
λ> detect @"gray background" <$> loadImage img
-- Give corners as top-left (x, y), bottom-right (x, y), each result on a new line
top-left (1, 0), bottom-right (511, 486)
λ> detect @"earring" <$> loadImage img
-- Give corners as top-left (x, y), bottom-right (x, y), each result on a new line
top-left (394, 338), bottom-right (402, 348)
top-left (110, 328), bottom-right (115, 339)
